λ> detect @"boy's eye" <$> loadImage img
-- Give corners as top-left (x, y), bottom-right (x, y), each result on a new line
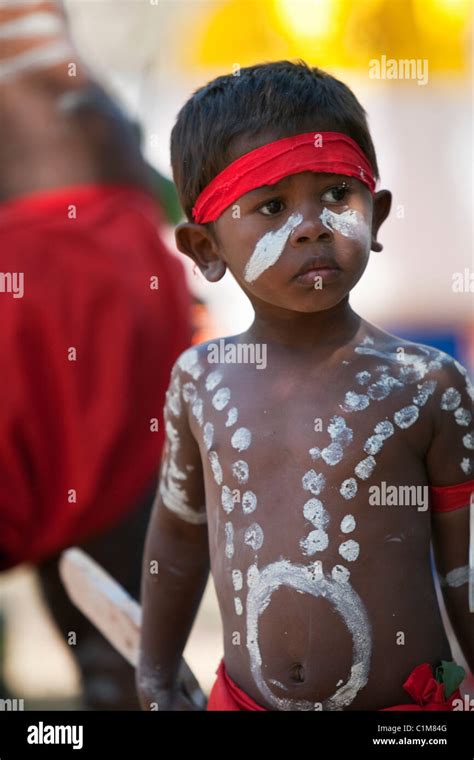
top-left (258, 198), bottom-right (284, 216)
top-left (321, 184), bottom-right (351, 203)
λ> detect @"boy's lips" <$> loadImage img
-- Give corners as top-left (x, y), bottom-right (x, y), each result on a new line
top-left (293, 256), bottom-right (341, 285)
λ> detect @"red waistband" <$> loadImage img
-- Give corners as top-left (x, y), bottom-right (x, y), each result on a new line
top-left (430, 478), bottom-right (474, 513)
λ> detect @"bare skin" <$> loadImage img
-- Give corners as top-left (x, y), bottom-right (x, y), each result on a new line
top-left (137, 131), bottom-right (473, 710)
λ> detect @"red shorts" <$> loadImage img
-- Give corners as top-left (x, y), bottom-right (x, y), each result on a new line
top-left (207, 659), bottom-right (462, 711)
top-left (0, 183), bottom-right (192, 568)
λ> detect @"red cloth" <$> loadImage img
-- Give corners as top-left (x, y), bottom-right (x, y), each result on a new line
top-left (192, 131), bottom-right (376, 223)
top-left (207, 660), bottom-right (460, 711)
top-left (0, 183), bottom-right (192, 569)
top-left (430, 479), bottom-right (474, 513)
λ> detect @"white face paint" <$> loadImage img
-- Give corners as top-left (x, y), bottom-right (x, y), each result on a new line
top-left (244, 212), bottom-right (303, 283)
top-left (231, 427), bottom-right (252, 452)
top-left (320, 207), bottom-right (370, 247)
top-left (0, 11), bottom-right (64, 39)
top-left (246, 560), bottom-right (371, 710)
top-left (225, 522), bottom-right (234, 559)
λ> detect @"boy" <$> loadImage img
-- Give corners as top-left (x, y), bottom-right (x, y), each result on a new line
top-left (137, 61), bottom-right (473, 710)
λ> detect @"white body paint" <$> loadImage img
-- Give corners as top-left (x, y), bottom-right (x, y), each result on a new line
top-left (0, 40), bottom-right (73, 79)
top-left (0, 12), bottom-right (64, 39)
top-left (439, 565), bottom-right (469, 588)
top-left (244, 212), bottom-right (303, 283)
top-left (159, 421), bottom-right (207, 525)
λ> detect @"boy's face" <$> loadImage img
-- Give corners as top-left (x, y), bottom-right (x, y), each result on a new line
top-left (176, 132), bottom-right (391, 316)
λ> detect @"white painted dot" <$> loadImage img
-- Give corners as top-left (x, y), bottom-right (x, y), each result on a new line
top-left (302, 469), bottom-right (326, 495)
top-left (225, 522), bottom-right (234, 559)
top-left (463, 432), bottom-right (474, 450)
top-left (234, 597), bottom-right (243, 615)
top-left (332, 565), bottom-right (351, 583)
top-left (244, 523), bottom-right (264, 551)
top-left (231, 427), bottom-right (252, 452)
top-left (300, 529), bottom-right (329, 556)
top-left (354, 456), bottom-right (376, 480)
top-left (461, 458), bottom-right (472, 475)
top-left (182, 381), bottom-right (197, 403)
top-left (440, 387), bottom-right (461, 411)
top-left (340, 478), bottom-right (358, 499)
top-left (205, 370), bottom-right (223, 392)
top-left (232, 460), bottom-right (249, 484)
top-left (212, 387), bottom-right (231, 410)
top-left (225, 407), bottom-right (239, 427)
top-left (339, 539), bottom-right (360, 562)
top-left (303, 498), bottom-right (328, 528)
top-left (232, 570), bottom-right (243, 591)
top-left (455, 408), bottom-right (471, 426)
top-left (394, 405), bottom-right (419, 429)
top-left (203, 422), bottom-right (214, 450)
top-left (340, 515), bottom-right (356, 533)
top-left (242, 490), bottom-right (257, 514)
top-left (221, 485), bottom-right (234, 514)
top-left (208, 450), bottom-right (223, 484)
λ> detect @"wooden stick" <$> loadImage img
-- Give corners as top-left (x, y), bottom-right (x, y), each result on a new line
top-left (58, 547), bottom-right (206, 707)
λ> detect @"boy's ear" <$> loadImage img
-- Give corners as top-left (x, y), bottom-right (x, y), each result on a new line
top-left (175, 222), bottom-right (227, 282)
top-left (371, 190), bottom-right (392, 252)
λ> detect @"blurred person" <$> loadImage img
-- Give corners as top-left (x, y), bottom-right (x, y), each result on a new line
top-left (137, 61), bottom-right (473, 711)
top-left (0, 0), bottom-right (191, 709)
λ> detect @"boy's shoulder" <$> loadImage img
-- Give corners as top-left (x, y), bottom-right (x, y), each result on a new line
top-left (361, 323), bottom-right (473, 398)
top-left (172, 335), bottom-right (245, 382)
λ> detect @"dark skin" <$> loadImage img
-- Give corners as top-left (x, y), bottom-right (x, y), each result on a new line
top-left (137, 130), bottom-right (473, 710)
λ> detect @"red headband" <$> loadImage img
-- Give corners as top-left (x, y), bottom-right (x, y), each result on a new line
top-left (192, 131), bottom-right (376, 224)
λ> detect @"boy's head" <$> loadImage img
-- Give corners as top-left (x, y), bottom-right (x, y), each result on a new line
top-left (171, 60), bottom-right (391, 315)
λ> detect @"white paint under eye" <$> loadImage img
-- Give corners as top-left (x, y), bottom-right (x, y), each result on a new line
top-left (244, 523), bottom-right (264, 551)
top-left (439, 565), bottom-right (469, 588)
top-left (221, 485), bottom-right (235, 514)
top-left (332, 565), bottom-right (351, 583)
top-left (234, 598), bottom-right (244, 615)
top-left (321, 442), bottom-right (344, 465)
top-left (341, 515), bottom-right (356, 534)
top-left (302, 470), bottom-right (326, 496)
top-left (246, 560), bottom-right (372, 710)
top-left (339, 540), bottom-right (360, 562)
top-left (455, 408), bottom-right (472, 426)
top-left (461, 458), bottom-right (472, 475)
top-left (356, 371), bottom-right (371, 386)
top-left (247, 564), bottom-right (260, 588)
top-left (231, 427), bottom-right (252, 452)
top-left (244, 212), bottom-right (303, 283)
top-left (355, 456), bottom-right (376, 480)
top-left (340, 478), bottom-right (358, 500)
top-left (225, 407), bottom-right (239, 427)
top-left (232, 460), bottom-right (249, 484)
top-left (394, 405), bottom-right (419, 429)
top-left (242, 491), bottom-right (258, 514)
top-left (225, 522), bottom-right (234, 559)
top-left (212, 387), bottom-right (231, 410)
top-left (463, 433), bottom-right (474, 450)
top-left (232, 570), bottom-right (243, 591)
top-left (205, 370), bottom-right (223, 392)
top-left (203, 422), bottom-right (214, 450)
top-left (178, 348), bottom-right (204, 380)
top-left (303, 499), bottom-right (328, 528)
top-left (440, 388), bottom-right (461, 411)
top-left (320, 208), bottom-right (370, 246)
top-left (342, 391), bottom-right (370, 412)
top-left (300, 529), bottom-right (329, 556)
top-left (208, 451), bottom-right (223, 484)
top-left (191, 398), bottom-right (204, 426)
top-left (413, 379), bottom-right (437, 407)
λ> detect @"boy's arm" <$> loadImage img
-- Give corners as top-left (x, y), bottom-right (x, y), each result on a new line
top-left (136, 358), bottom-right (209, 710)
top-left (426, 360), bottom-right (474, 671)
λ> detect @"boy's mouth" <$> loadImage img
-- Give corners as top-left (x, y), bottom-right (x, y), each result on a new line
top-left (293, 256), bottom-right (341, 286)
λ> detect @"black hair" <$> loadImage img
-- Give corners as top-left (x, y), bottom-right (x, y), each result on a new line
top-left (170, 60), bottom-right (379, 222)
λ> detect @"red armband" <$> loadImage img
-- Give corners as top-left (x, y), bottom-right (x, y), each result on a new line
top-left (430, 479), bottom-right (474, 513)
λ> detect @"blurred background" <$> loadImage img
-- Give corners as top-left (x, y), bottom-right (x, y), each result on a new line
top-left (0, 0), bottom-right (472, 707)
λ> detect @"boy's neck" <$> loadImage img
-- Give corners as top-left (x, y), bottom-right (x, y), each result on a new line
top-left (246, 297), bottom-right (363, 355)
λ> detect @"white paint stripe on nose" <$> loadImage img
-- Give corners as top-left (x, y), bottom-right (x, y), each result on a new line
top-left (0, 39), bottom-right (72, 79)
top-left (0, 12), bottom-right (64, 39)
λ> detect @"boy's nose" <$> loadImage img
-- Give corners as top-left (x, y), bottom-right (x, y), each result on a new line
top-left (288, 212), bottom-right (331, 246)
